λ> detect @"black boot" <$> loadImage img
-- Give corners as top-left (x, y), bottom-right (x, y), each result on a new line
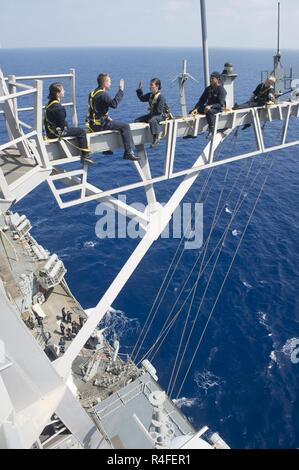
top-left (151, 135), bottom-right (160, 148)
top-left (123, 151), bottom-right (140, 161)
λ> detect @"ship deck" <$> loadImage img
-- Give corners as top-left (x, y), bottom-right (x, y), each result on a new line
top-left (0, 148), bottom-right (36, 185)
top-left (92, 372), bottom-right (203, 449)
top-left (0, 213), bottom-right (88, 359)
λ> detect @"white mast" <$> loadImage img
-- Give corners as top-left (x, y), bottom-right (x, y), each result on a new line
top-left (200, 0), bottom-right (210, 87)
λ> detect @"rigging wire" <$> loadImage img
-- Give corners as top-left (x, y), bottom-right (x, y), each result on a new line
top-left (167, 167), bottom-right (229, 395)
top-left (167, 158), bottom-right (264, 396)
top-left (130, 167), bottom-right (214, 361)
top-left (142, 156), bottom-right (267, 366)
top-left (145, 157), bottom-right (248, 361)
top-left (175, 155), bottom-right (275, 399)
top-left (132, 131), bottom-right (241, 362)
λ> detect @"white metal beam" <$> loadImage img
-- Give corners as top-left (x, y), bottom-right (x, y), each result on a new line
top-left (54, 134), bottom-right (224, 378)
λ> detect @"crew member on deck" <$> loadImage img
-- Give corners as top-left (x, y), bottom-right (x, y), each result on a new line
top-left (135, 78), bottom-right (168, 147)
top-left (44, 83), bottom-right (95, 165)
top-left (190, 71), bottom-right (227, 139)
top-left (86, 73), bottom-right (139, 161)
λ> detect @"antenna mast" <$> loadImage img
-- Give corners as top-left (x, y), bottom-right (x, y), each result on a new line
top-left (200, 0), bottom-right (210, 87)
top-left (277, 1), bottom-right (281, 57)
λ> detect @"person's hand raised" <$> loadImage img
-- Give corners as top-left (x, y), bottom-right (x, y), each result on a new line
top-left (119, 79), bottom-right (125, 91)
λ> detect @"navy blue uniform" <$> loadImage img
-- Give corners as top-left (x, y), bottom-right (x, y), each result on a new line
top-left (44, 100), bottom-right (89, 156)
top-left (87, 88), bottom-right (134, 154)
top-left (135, 89), bottom-right (167, 136)
top-left (193, 84), bottom-right (227, 133)
top-left (234, 82), bottom-right (276, 110)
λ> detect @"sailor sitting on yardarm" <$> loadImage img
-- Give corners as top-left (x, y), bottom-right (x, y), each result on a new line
top-left (135, 77), bottom-right (171, 148)
top-left (44, 82), bottom-right (95, 165)
top-left (189, 71), bottom-right (227, 139)
top-left (86, 73), bottom-right (139, 161)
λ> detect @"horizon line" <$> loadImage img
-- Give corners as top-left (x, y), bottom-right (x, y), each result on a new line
top-left (0, 45), bottom-right (299, 52)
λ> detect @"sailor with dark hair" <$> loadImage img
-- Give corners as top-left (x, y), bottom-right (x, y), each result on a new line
top-left (135, 78), bottom-right (169, 147)
top-left (66, 311), bottom-right (72, 324)
top-left (62, 307), bottom-right (67, 323)
top-left (86, 74), bottom-right (139, 161)
top-left (71, 321), bottom-right (78, 335)
top-left (44, 82), bottom-right (95, 165)
top-left (190, 71), bottom-right (227, 139)
top-left (60, 322), bottom-right (66, 336)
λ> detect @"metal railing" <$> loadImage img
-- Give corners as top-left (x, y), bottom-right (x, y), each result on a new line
top-left (0, 69), bottom-right (78, 133)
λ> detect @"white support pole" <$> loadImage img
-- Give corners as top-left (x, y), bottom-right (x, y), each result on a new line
top-left (54, 133), bottom-right (224, 378)
top-left (135, 144), bottom-right (157, 209)
top-left (208, 113), bottom-right (219, 164)
top-left (168, 120), bottom-right (179, 177)
top-left (34, 80), bottom-right (43, 135)
top-left (163, 119), bottom-right (174, 176)
top-left (33, 134), bottom-right (51, 169)
top-left (8, 75), bottom-right (19, 127)
top-left (0, 70), bottom-right (32, 159)
top-left (200, 0), bottom-right (210, 88)
top-left (179, 60), bottom-right (188, 117)
top-left (253, 108), bottom-right (265, 152)
top-left (282, 104), bottom-right (291, 145)
top-left (70, 69), bottom-right (78, 127)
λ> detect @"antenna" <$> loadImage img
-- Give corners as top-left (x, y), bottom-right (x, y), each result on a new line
top-left (171, 60), bottom-right (198, 117)
top-left (277, 2), bottom-right (281, 56)
top-left (200, 0), bottom-right (210, 88)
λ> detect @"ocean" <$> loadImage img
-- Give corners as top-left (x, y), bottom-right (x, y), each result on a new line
top-left (0, 47), bottom-right (298, 449)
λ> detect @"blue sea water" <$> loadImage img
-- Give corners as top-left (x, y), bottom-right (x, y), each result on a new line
top-left (0, 47), bottom-right (299, 449)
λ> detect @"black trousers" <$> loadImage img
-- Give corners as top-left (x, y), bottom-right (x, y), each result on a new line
top-left (199, 104), bottom-right (223, 132)
top-left (66, 127), bottom-right (89, 155)
top-left (135, 114), bottom-right (163, 135)
top-left (91, 120), bottom-right (134, 154)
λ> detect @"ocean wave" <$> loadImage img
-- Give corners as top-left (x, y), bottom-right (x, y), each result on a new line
top-left (241, 279), bottom-right (253, 289)
top-left (83, 240), bottom-right (98, 249)
top-left (268, 350), bottom-right (278, 369)
top-left (257, 311), bottom-right (272, 333)
top-left (173, 397), bottom-right (201, 409)
top-left (232, 229), bottom-right (242, 237)
top-left (98, 306), bottom-right (141, 342)
top-left (194, 370), bottom-right (224, 393)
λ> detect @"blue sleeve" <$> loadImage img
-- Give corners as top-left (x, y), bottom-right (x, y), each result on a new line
top-left (136, 89), bottom-right (151, 102)
top-left (102, 89), bottom-right (124, 109)
top-left (156, 95), bottom-right (166, 115)
top-left (218, 86), bottom-right (227, 107)
top-left (194, 88), bottom-right (209, 110)
top-left (48, 104), bottom-right (67, 129)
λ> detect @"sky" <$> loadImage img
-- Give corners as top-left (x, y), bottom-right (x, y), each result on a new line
top-left (1, 0), bottom-right (299, 49)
